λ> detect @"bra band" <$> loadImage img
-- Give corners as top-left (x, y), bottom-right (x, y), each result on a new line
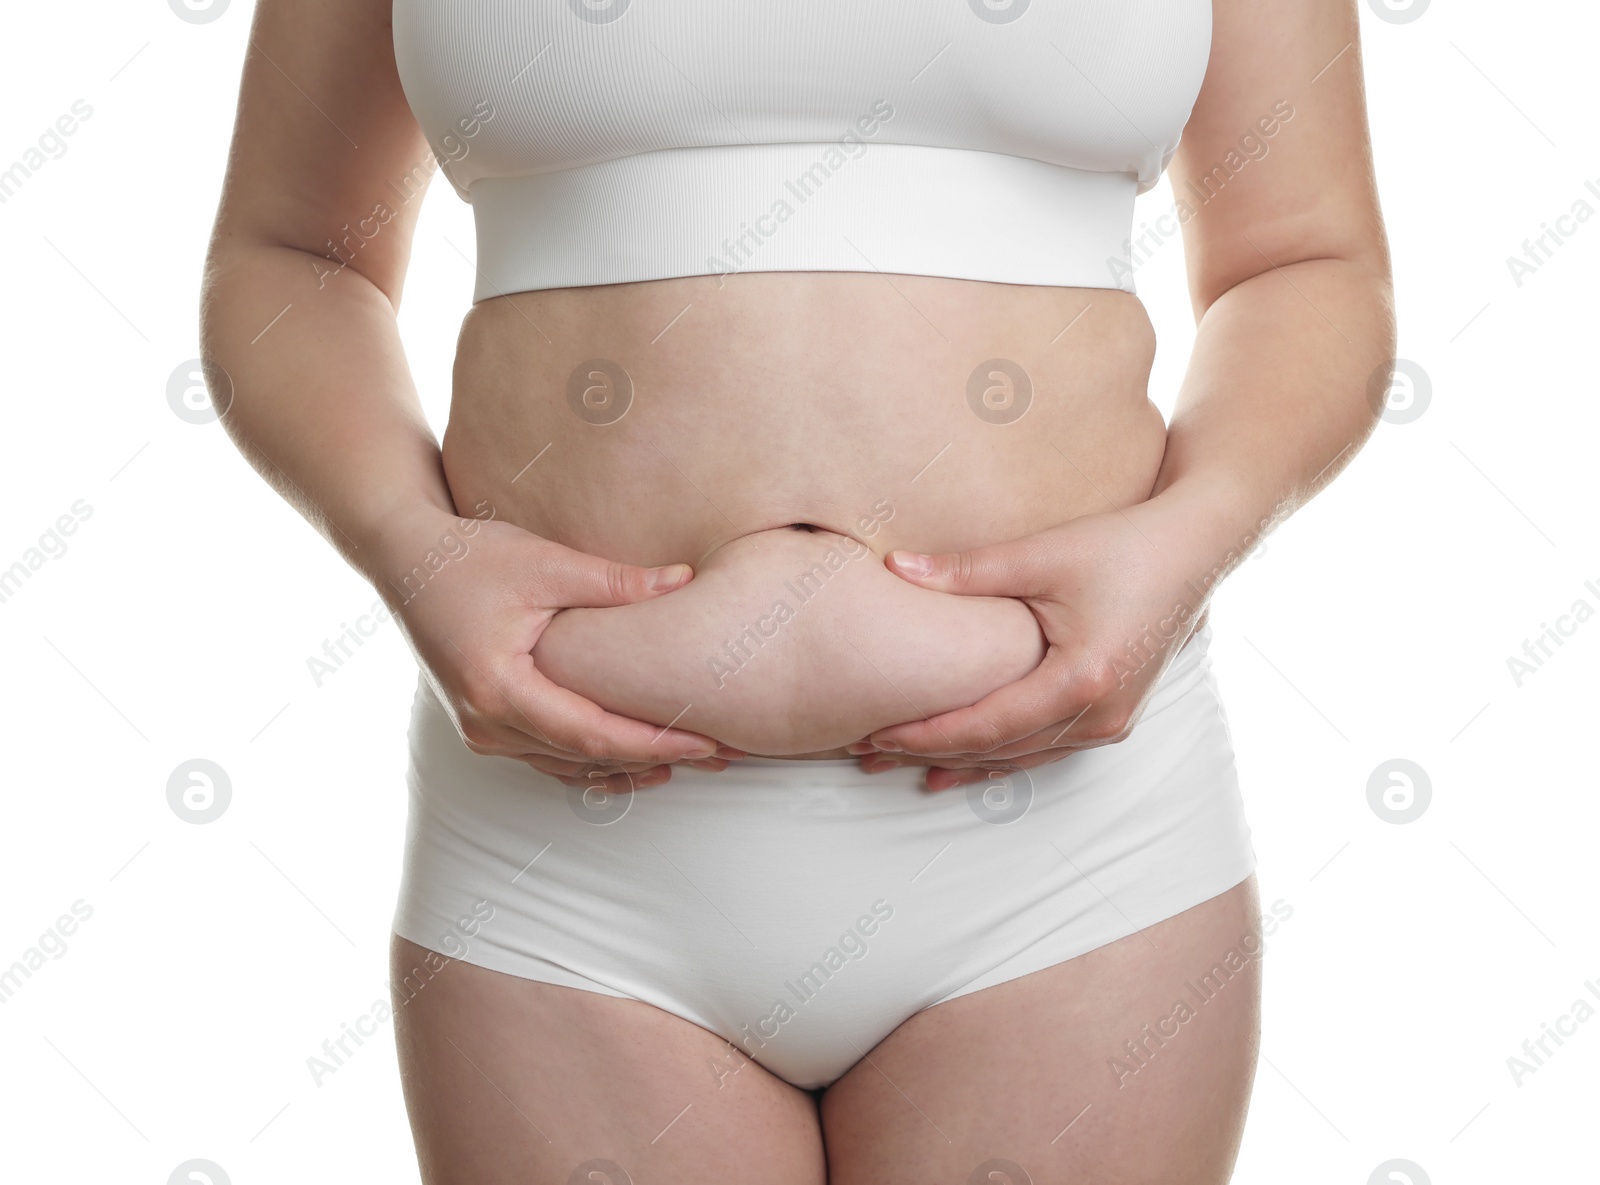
top-left (393, 0), bottom-right (1212, 299)
top-left (469, 142), bottom-right (1136, 301)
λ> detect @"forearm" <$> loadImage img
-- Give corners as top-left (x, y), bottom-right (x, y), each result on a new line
top-left (199, 241), bottom-right (458, 592)
top-left (1148, 254), bottom-right (1396, 590)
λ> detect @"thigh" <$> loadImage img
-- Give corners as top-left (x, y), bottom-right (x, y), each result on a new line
top-left (388, 935), bottom-right (826, 1185)
top-left (820, 878), bottom-right (1263, 1185)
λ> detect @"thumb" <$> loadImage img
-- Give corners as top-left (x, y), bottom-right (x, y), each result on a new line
top-left (534, 539), bottom-right (694, 609)
top-left (885, 535), bottom-right (1053, 598)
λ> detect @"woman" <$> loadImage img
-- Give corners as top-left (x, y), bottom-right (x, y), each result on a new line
top-left (201, 0), bottom-right (1392, 1179)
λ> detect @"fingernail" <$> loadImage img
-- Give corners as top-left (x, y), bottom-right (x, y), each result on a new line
top-left (649, 563), bottom-right (692, 591)
top-left (845, 742), bottom-right (875, 755)
top-left (874, 739), bottom-right (902, 752)
top-left (889, 550), bottom-right (932, 578)
top-left (685, 745), bottom-right (716, 760)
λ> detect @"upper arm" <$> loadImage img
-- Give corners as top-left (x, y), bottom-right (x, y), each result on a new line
top-left (1169, 0), bottom-right (1392, 313)
top-left (207, 0), bottom-right (434, 306)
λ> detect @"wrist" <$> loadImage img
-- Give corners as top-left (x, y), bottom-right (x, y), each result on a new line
top-left (352, 500), bottom-right (488, 609)
top-left (1135, 473), bottom-right (1282, 610)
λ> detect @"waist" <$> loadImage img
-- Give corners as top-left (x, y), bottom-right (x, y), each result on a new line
top-left (468, 142), bottom-right (1141, 299)
top-left (440, 270), bottom-right (1170, 757)
top-left (442, 269), bottom-right (1167, 567)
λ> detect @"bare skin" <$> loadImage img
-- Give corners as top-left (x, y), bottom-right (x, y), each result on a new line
top-left (532, 522), bottom-right (1047, 756)
top-left (391, 878), bottom-right (1263, 1184)
top-left (202, 0), bottom-right (1390, 1178)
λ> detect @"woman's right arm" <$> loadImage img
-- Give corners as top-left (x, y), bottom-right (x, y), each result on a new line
top-left (199, 0), bottom-right (728, 786)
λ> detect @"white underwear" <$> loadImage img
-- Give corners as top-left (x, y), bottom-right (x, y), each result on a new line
top-left (391, 623), bottom-right (1255, 1090)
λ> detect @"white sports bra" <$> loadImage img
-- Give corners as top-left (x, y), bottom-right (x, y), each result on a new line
top-left (391, 0), bottom-right (1211, 301)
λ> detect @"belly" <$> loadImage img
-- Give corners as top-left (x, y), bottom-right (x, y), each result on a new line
top-left (533, 523), bottom-right (1045, 756)
top-left (440, 270), bottom-right (1167, 757)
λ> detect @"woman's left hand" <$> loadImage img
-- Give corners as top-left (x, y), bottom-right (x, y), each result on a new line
top-left (850, 490), bottom-right (1250, 790)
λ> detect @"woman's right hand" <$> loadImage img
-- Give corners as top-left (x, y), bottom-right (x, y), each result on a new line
top-left (371, 505), bottom-right (740, 791)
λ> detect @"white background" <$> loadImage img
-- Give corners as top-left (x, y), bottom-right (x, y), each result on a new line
top-left (1, 0), bottom-right (1595, 1181)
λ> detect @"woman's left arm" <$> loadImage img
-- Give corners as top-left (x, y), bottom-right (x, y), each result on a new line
top-left (857, 0), bottom-right (1397, 788)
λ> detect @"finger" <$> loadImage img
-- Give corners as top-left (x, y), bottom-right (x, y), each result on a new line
top-left (894, 712), bottom-right (1129, 765)
top-left (868, 743), bottom-right (1080, 775)
top-left (443, 636), bottom-right (716, 764)
top-left (543, 765), bottom-right (663, 786)
top-left (925, 758), bottom-right (1029, 791)
top-left (865, 753), bottom-right (1001, 773)
top-left (884, 535), bottom-right (1056, 599)
top-left (553, 766), bottom-right (672, 792)
top-left (532, 539), bottom-right (694, 610)
top-left (867, 654), bottom-right (1087, 757)
top-left (925, 766), bottom-right (981, 792)
top-left (923, 746), bottom-right (1077, 791)
top-left (495, 653), bottom-right (722, 764)
top-left (865, 750), bottom-right (1037, 777)
top-left (517, 754), bottom-right (668, 779)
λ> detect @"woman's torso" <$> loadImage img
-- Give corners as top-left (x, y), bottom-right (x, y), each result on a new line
top-left (394, 0), bottom-right (1210, 757)
top-left (442, 274), bottom-right (1164, 757)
